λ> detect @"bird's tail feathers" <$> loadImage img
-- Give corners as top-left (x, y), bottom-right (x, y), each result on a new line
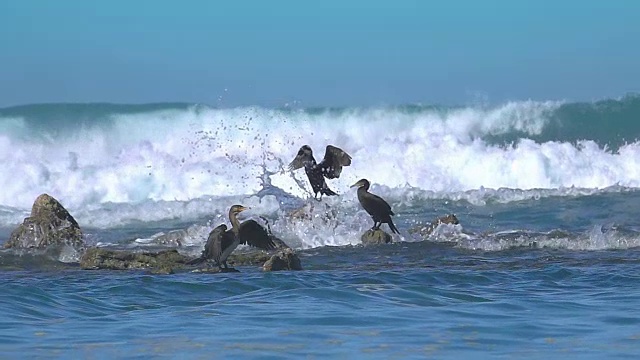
top-left (388, 219), bottom-right (400, 234)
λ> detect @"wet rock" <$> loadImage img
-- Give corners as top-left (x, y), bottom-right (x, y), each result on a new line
top-left (79, 231), bottom-right (300, 273)
top-left (150, 264), bottom-right (175, 275)
top-left (5, 194), bottom-right (84, 250)
top-left (408, 214), bottom-right (460, 237)
top-left (262, 247), bottom-right (303, 271)
top-left (361, 229), bottom-right (392, 245)
top-left (80, 248), bottom-right (189, 272)
top-left (226, 250), bottom-right (274, 267)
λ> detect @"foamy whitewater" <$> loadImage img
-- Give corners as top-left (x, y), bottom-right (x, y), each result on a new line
top-left (2, 97), bottom-right (640, 230)
top-left (2, 97), bottom-right (640, 248)
top-left (3, 97), bottom-right (640, 358)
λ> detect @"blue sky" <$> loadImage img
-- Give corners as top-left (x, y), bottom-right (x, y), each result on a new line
top-left (1, 0), bottom-right (638, 107)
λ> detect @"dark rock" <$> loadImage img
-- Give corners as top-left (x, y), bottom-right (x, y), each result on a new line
top-left (5, 194), bottom-right (84, 250)
top-left (361, 229), bottom-right (392, 245)
top-left (262, 247), bottom-right (303, 271)
top-left (227, 250), bottom-right (273, 267)
top-left (408, 214), bottom-right (460, 237)
top-left (80, 248), bottom-right (189, 271)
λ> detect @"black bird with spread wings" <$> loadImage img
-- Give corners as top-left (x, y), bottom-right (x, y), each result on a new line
top-left (288, 145), bottom-right (352, 200)
top-left (188, 205), bottom-right (277, 269)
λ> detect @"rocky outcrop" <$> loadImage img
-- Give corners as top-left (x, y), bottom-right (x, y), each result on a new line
top-left (5, 194), bottom-right (306, 274)
top-left (262, 247), bottom-right (303, 271)
top-left (80, 248), bottom-right (189, 273)
top-left (79, 246), bottom-right (298, 274)
top-left (361, 229), bottom-right (392, 245)
top-left (4, 194), bottom-right (84, 249)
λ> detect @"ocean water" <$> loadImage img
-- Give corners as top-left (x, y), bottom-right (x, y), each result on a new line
top-left (2, 96), bottom-right (640, 358)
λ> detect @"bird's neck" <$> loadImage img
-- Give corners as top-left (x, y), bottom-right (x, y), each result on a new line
top-left (229, 212), bottom-right (241, 233)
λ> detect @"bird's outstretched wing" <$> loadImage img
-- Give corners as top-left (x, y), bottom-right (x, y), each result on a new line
top-left (203, 224), bottom-right (227, 263)
top-left (288, 146), bottom-right (312, 171)
top-left (319, 145), bottom-right (352, 179)
top-left (238, 220), bottom-right (277, 250)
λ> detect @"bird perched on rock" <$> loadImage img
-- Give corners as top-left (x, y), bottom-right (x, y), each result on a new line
top-left (351, 178), bottom-right (399, 234)
top-left (188, 205), bottom-right (277, 269)
top-left (288, 145), bottom-right (352, 200)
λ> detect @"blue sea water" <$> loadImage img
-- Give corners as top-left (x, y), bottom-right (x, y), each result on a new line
top-left (2, 96), bottom-right (640, 358)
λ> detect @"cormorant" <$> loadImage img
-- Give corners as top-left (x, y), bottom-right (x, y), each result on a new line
top-left (189, 205), bottom-right (277, 269)
top-left (288, 145), bottom-right (352, 200)
top-left (351, 178), bottom-right (399, 234)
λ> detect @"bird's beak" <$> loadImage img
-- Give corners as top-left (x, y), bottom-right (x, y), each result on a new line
top-left (240, 206), bottom-right (251, 212)
top-left (350, 181), bottom-right (360, 188)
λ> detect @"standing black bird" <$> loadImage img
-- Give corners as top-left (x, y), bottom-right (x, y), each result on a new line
top-left (351, 178), bottom-right (399, 234)
top-left (288, 145), bottom-right (352, 200)
top-left (188, 205), bottom-right (277, 269)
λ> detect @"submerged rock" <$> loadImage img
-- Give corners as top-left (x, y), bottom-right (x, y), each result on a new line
top-left (5, 194), bottom-right (84, 250)
top-left (287, 202), bottom-right (338, 224)
top-left (80, 248), bottom-right (189, 272)
top-left (361, 229), bottom-right (393, 245)
top-left (408, 214), bottom-right (460, 238)
top-left (191, 267), bottom-right (240, 274)
top-left (138, 224), bottom-right (211, 248)
top-left (262, 247), bottom-right (303, 271)
top-left (148, 229), bottom-right (187, 247)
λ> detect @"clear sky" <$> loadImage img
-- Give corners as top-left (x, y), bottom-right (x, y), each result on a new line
top-left (1, 0), bottom-right (638, 107)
